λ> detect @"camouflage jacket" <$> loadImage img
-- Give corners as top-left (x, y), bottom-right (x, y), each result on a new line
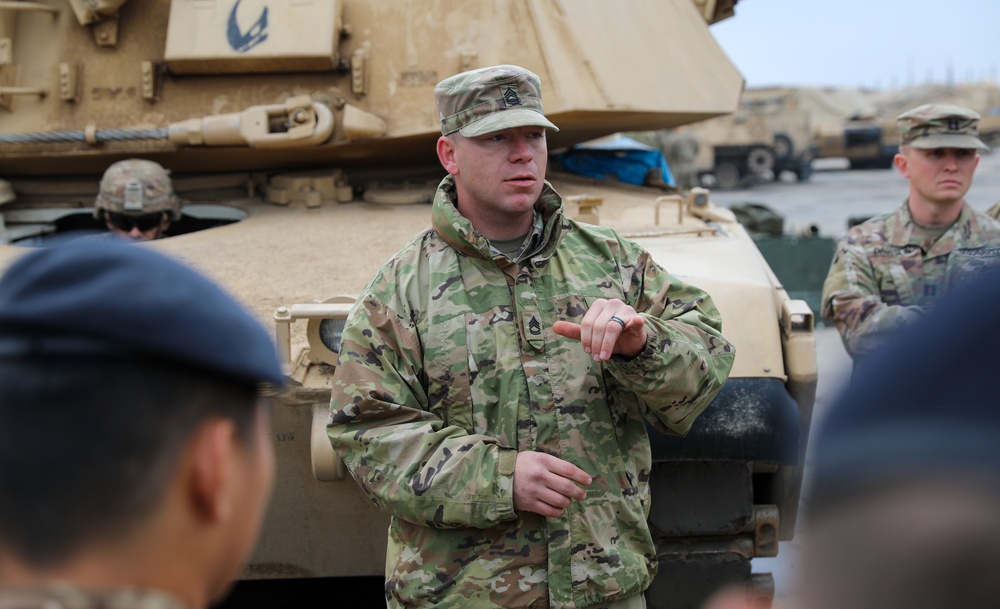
top-left (328, 176), bottom-right (734, 609)
top-left (986, 200), bottom-right (1000, 220)
top-left (821, 199), bottom-right (1000, 358)
top-left (0, 585), bottom-right (189, 609)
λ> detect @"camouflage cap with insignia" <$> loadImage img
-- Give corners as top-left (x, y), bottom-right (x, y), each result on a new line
top-left (434, 64), bottom-right (559, 137)
top-left (898, 103), bottom-right (989, 151)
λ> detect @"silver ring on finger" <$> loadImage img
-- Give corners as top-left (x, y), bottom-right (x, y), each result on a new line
top-left (609, 315), bottom-right (627, 329)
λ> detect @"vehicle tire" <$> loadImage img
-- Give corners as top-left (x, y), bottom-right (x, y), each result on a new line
top-left (773, 134), bottom-right (793, 161)
top-left (795, 160), bottom-right (814, 181)
top-left (746, 147), bottom-right (775, 178)
top-left (713, 161), bottom-right (742, 190)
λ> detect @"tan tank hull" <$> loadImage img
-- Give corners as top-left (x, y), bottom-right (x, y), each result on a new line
top-left (0, 2), bottom-right (817, 608)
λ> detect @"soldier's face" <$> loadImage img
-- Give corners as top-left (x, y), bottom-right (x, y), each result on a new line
top-left (437, 126), bottom-right (548, 238)
top-left (895, 147), bottom-right (979, 205)
top-left (106, 212), bottom-right (171, 241)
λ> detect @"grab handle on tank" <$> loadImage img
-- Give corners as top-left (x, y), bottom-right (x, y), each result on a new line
top-left (167, 95), bottom-right (335, 148)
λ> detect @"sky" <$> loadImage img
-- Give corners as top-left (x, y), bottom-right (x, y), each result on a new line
top-left (710, 0), bottom-right (1000, 90)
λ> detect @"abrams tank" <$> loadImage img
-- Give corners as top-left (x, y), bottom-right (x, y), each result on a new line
top-left (0, 1), bottom-right (816, 608)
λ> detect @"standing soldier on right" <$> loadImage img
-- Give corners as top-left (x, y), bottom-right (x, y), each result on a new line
top-left (822, 104), bottom-right (1000, 361)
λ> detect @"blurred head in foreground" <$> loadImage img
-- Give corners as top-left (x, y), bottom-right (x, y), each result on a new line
top-left (804, 263), bottom-right (1000, 609)
top-left (0, 242), bottom-right (284, 609)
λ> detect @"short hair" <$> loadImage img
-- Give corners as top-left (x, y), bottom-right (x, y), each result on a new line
top-left (0, 353), bottom-right (263, 567)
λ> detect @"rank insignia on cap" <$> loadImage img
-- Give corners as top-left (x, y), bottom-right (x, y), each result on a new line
top-left (502, 86), bottom-right (521, 107)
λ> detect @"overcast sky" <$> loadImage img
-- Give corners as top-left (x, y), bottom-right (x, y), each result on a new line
top-left (710, 0), bottom-right (1000, 90)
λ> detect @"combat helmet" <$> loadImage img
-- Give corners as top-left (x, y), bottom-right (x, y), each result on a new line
top-left (94, 159), bottom-right (182, 220)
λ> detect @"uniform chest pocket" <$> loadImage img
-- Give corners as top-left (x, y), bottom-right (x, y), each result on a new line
top-left (423, 308), bottom-right (523, 446)
top-left (878, 249), bottom-right (923, 306)
top-left (424, 314), bottom-right (474, 431)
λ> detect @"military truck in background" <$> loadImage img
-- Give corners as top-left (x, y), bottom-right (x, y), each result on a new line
top-left (814, 117), bottom-right (900, 169)
top-left (0, 1), bottom-right (816, 608)
top-left (683, 92), bottom-right (815, 189)
top-left (774, 83), bottom-right (1000, 169)
top-left (686, 111), bottom-right (778, 189)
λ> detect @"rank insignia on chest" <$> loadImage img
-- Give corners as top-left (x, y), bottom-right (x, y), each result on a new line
top-left (528, 317), bottom-right (541, 336)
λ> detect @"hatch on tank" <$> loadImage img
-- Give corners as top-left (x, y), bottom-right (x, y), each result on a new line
top-left (164, 0), bottom-right (343, 74)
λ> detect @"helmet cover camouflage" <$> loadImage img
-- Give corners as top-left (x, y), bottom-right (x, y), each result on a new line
top-left (94, 159), bottom-right (181, 220)
top-left (434, 64), bottom-right (559, 137)
top-left (897, 104), bottom-right (989, 151)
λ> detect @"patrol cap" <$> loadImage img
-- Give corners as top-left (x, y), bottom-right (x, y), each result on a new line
top-left (897, 103), bottom-right (989, 151)
top-left (95, 159), bottom-right (182, 220)
top-left (0, 242), bottom-right (284, 385)
top-left (435, 64), bottom-right (559, 137)
top-left (811, 264), bottom-right (1000, 499)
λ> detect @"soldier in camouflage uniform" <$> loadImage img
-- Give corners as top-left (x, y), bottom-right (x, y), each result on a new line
top-left (821, 103), bottom-right (1000, 360)
top-left (327, 65), bottom-right (735, 609)
top-left (0, 243), bottom-right (283, 609)
top-left (93, 159), bottom-right (181, 241)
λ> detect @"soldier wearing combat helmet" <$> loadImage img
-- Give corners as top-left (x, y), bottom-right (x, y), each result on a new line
top-left (821, 103), bottom-right (1000, 362)
top-left (94, 158), bottom-right (181, 241)
top-left (327, 64), bottom-right (734, 609)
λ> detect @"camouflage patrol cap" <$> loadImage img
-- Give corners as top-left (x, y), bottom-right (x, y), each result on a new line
top-left (897, 103), bottom-right (989, 151)
top-left (434, 64), bottom-right (559, 137)
top-left (94, 159), bottom-right (182, 220)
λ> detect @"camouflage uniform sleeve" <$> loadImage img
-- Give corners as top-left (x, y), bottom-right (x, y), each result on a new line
top-left (606, 243), bottom-right (735, 437)
top-left (821, 238), bottom-right (923, 357)
top-left (986, 200), bottom-right (1000, 221)
top-left (327, 295), bottom-right (517, 529)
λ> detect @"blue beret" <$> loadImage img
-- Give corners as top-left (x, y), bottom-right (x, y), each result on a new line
top-left (0, 242), bottom-right (284, 385)
top-left (812, 265), bottom-right (1000, 495)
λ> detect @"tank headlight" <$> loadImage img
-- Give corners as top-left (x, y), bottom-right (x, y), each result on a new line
top-left (688, 187), bottom-right (710, 209)
top-left (274, 296), bottom-right (357, 368)
top-left (317, 317), bottom-right (347, 354)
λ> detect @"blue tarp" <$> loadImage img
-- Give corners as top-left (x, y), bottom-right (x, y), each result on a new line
top-left (554, 136), bottom-right (675, 187)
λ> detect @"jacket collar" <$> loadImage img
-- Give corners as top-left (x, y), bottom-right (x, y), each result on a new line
top-left (887, 198), bottom-right (989, 252)
top-left (431, 175), bottom-right (565, 261)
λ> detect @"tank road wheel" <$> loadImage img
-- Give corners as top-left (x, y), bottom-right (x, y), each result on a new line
top-left (713, 162), bottom-right (742, 190)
